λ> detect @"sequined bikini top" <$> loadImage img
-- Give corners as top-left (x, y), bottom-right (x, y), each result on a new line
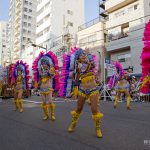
top-left (16, 75), bottom-right (23, 85)
top-left (40, 68), bottom-right (55, 83)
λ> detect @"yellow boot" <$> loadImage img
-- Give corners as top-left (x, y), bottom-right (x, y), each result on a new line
top-left (49, 103), bottom-right (56, 121)
top-left (18, 99), bottom-right (23, 113)
top-left (14, 99), bottom-right (19, 111)
top-left (114, 96), bottom-right (119, 109)
top-left (127, 96), bottom-right (131, 110)
top-left (92, 112), bottom-right (104, 138)
top-left (42, 104), bottom-right (49, 120)
top-left (68, 111), bottom-right (80, 132)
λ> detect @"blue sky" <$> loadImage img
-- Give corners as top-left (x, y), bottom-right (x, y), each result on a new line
top-left (0, 0), bottom-right (99, 22)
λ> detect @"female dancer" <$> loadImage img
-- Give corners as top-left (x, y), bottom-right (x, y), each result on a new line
top-left (59, 48), bottom-right (103, 138)
top-left (108, 61), bottom-right (131, 110)
top-left (32, 51), bottom-right (59, 120)
top-left (140, 20), bottom-right (150, 95)
top-left (12, 61), bottom-right (30, 112)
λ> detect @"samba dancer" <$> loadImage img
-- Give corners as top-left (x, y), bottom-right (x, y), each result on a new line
top-left (32, 51), bottom-right (59, 120)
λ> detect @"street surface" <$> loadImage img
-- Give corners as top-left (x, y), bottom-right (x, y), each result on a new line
top-left (0, 96), bottom-right (150, 150)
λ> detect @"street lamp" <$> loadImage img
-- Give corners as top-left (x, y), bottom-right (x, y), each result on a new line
top-left (27, 39), bottom-right (48, 53)
top-left (31, 44), bottom-right (48, 53)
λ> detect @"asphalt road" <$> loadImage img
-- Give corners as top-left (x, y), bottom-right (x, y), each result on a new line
top-left (0, 96), bottom-right (150, 150)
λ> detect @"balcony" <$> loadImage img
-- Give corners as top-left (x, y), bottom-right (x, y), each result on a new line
top-left (16, 9), bottom-right (21, 15)
top-left (106, 32), bottom-right (130, 51)
top-left (14, 39), bottom-right (19, 44)
top-left (15, 0), bottom-right (21, 3)
top-left (15, 31), bottom-right (20, 36)
top-left (108, 32), bottom-right (129, 42)
top-left (78, 17), bottom-right (101, 31)
top-left (15, 15), bottom-right (21, 22)
top-left (15, 23), bottom-right (20, 29)
top-left (36, 18), bottom-right (51, 34)
top-left (105, 0), bottom-right (138, 13)
top-left (16, 1), bottom-right (21, 8)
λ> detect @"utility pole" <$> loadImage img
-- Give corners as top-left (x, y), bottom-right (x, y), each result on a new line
top-left (63, 25), bottom-right (73, 53)
top-left (63, 33), bottom-right (72, 53)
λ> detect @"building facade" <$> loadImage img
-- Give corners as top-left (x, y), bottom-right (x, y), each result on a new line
top-left (9, 0), bottom-right (37, 63)
top-left (0, 21), bottom-right (9, 66)
top-left (36, 0), bottom-right (84, 50)
top-left (77, 18), bottom-right (105, 80)
top-left (105, 0), bottom-right (150, 74)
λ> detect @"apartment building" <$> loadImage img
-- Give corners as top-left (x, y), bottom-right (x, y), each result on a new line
top-left (105, 0), bottom-right (150, 74)
top-left (0, 21), bottom-right (9, 66)
top-left (9, 0), bottom-right (37, 63)
top-left (36, 0), bottom-right (84, 50)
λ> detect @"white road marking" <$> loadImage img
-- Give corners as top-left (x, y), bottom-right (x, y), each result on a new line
top-left (23, 99), bottom-right (77, 104)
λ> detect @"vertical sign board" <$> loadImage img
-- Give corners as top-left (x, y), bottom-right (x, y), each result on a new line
top-left (104, 58), bottom-right (116, 77)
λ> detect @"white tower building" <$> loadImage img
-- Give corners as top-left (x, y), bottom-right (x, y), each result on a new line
top-left (0, 21), bottom-right (9, 66)
top-left (36, 0), bottom-right (85, 50)
top-left (9, 0), bottom-right (37, 62)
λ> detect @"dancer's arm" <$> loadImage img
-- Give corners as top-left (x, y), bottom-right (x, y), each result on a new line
top-left (49, 66), bottom-right (56, 77)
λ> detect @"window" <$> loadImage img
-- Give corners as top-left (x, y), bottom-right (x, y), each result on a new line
top-left (27, 38), bottom-right (31, 42)
top-left (67, 10), bottom-right (73, 15)
top-left (28, 30), bottom-right (31, 34)
top-left (23, 22), bottom-right (27, 26)
top-left (22, 45), bottom-right (25, 49)
top-left (24, 7), bottom-right (28, 12)
top-left (134, 4), bottom-right (139, 10)
top-left (68, 22), bottom-right (73, 27)
top-left (23, 29), bottom-right (26, 33)
top-left (28, 16), bottom-right (32, 20)
top-left (24, 15), bottom-right (27, 19)
top-left (23, 37), bottom-right (26, 41)
top-left (25, 1), bottom-right (28, 4)
top-left (29, 2), bottom-right (32, 5)
top-left (117, 53), bottom-right (131, 62)
top-left (28, 23), bottom-right (31, 27)
top-left (29, 9), bottom-right (32, 12)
